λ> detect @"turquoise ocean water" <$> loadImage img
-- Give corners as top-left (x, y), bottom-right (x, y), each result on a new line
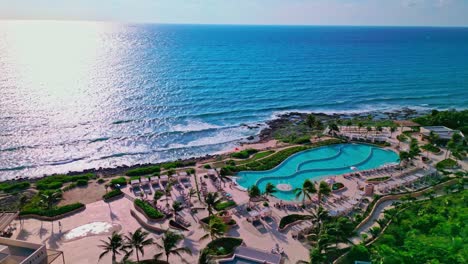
top-left (0, 21), bottom-right (467, 180)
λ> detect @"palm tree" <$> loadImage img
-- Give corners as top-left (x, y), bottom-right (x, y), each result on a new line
top-left (172, 201), bottom-right (183, 220)
top-left (155, 230), bottom-right (192, 263)
top-left (164, 182), bottom-right (174, 208)
top-left (317, 181), bottom-right (331, 207)
top-left (248, 185), bottom-right (261, 201)
top-left (204, 192), bottom-right (222, 216)
top-left (357, 122), bottom-right (363, 133)
top-left (328, 123), bottom-right (339, 136)
top-left (199, 215), bottom-right (228, 241)
top-left (306, 114), bottom-right (316, 129)
top-left (124, 228), bottom-right (154, 263)
top-left (40, 190), bottom-right (61, 210)
top-left (390, 126), bottom-right (396, 138)
top-left (99, 231), bottom-right (125, 263)
top-left (346, 120), bottom-right (353, 131)
top-left (264, 182), bottom-right (277, 198)
top-left (187, 188), bottom-right (197, 206)
top-left (294, 179), bottom-right (317, 206)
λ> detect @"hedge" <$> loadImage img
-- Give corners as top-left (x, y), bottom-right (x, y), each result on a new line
top-left (237, 139), bottom-right (343, 171)
top-left (20, 203), bottom-right (84, 217)
top-left (110, 177), bottom-right (127, 186)
top-left (103, 189), bottom-right (123, 200)
top-left (279, 214), bottom-right (313, 229)
top-left (161, 160), bottom-right (196, 170)
top-left (231, 149), bottom-right (258, 159)
top-left (126, 166), bottom-right (160, 176)
top-left (134, 199), bottom-right (164, 219)
top-left (214, 201), bottom-right (237, 211)
top-left (436, 159), bottom-right (457, 170)
top-left (36, 174), bottom-right (93, 190)
top-left (421, 144), bottom-right (441, 153)
top-left (0, 182), bottom-right (30, 193)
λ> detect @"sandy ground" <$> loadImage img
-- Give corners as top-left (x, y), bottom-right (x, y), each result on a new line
top-left (58, 180), bottom-right (107, 206)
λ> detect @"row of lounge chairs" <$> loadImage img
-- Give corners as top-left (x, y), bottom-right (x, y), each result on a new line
top-left (131, 173), bottom-right (193, 196)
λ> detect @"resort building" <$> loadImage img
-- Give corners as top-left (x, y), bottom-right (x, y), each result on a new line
top-left (420, 126), bottom-right (464, 141)
top-left (0, 237), bottom-right (48, 264)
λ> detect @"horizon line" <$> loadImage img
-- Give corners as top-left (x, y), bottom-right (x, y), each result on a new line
top-left (1, 18), bottom-right (468, 28)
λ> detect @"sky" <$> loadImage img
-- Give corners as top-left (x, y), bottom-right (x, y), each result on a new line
top-left (1, 0), bottom-right (468, 26)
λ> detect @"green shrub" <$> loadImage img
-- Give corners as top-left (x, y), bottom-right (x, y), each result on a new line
top-left (421, 144), bottom-right (441, 153)
top-left (103, 189), bottom-right (123, 200)
top-left (203, 164), bottom-right (211, 169)
top-left (76, 179), bottom-right (88, 186)
top-left (292, 136), bottom-right (311, 144)
top-left (97, 178), bottom-right (105, 184)
top-left (220, 165), bottom-right (237, 176)
top-left (436, 159), bottom-right (457, 170)
top-left (110, 177), bottom-right (127, 186)
top-left (231, 149), bottom-right (258, 159)
top-left (36, 181), bottom-right (63, 190)
top-left (134, 199), bottom-right (164, 219)
top-left (63, 183), bottom-right (77, 191)
top-left (125, 166), bottom-right (160, 176)
top-left (214, 201), bottom-right (237, 211)
top-left (237, 139), bottom-right (343, 171)
top-left (154, 190), bottom-right (164, 201)
top-left (0, 182), bottom-right (30, 193)
top-left (279, 214), bottom-right (313, 229)
top-left (20, 203), bottom-right (84, 217)
top-left (161, 160), bottom-right (196, 170)
top-left (205, 237), bottom-right (243, 256)
top-left (35, 174), bottom-right (93, 190)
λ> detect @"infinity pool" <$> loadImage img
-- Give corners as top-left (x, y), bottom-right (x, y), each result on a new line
top-left (236, 143), bottom-right (399, 200)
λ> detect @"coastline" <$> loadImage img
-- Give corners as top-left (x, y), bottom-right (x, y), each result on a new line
top-left (1, 107), bottom-right (428, 182)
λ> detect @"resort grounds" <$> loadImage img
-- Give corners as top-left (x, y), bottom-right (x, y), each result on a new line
top-left (1, 113), bottom-right (467, 264)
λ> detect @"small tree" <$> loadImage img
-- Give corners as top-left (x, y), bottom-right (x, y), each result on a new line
top-left (204, 192), bottom-right (222, 216)
top-left (199, 215), bottom-right (228, 241)
top-left (306, 114), bottom-right (316, 128)
top-left (248, 185), bottom-right (261, 201)
top-left (317, 181), bottom-right (331, 207)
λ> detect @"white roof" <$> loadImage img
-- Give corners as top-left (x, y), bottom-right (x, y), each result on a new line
top-left (159, 175), bottom-right (168, 180)
top-left (178, 171), bottom-right (188, 177)
top-left (130, 179), bottom-right (140, 185)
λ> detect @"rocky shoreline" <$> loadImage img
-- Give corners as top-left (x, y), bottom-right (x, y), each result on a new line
top-left (3, 108), bottom-right (428, 182)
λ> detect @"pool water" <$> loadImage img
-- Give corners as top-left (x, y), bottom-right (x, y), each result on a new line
top-left (219, 256), bottom-right (264, 264)
top-left (236, 143), bottom-right (399, 200)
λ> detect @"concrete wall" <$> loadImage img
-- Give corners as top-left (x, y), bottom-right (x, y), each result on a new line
top-left (0, 237), bottom-right (47, 264)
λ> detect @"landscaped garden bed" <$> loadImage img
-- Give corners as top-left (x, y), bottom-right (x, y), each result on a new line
top-left (20, 203), bottom-right (85, 220)
top-left (134, 199), bottom-right (165, 220)
top-left (332, 182), bottom-right (345, 191)
top-left (214, 200), bottom-right (237, 211)
top-left (279, 214), bottom-right (313, 230)
top-left (102, 189), bottom-right (124, 202)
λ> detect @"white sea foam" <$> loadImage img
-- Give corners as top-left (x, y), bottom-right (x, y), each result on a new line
top-left (170, 120), bottom-right (220, 132)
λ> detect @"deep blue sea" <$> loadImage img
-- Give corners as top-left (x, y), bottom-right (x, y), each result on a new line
top-left (1, 21), bottom-right (467, 180)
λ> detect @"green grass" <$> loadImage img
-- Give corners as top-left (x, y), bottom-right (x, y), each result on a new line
top-left (231, 148), bottom-right (258, 159)
top-left (205, 237), bottom-right (243, 256)
top-left (110, 177), bottom-right (127, 186)
top-left (35, 174), bottom-right (93, 190)
top-left (436, 159), bottom-right (458, 170)
top-left (126, 166), bottom-right (160, 176)
top-left (235, 150), bottom-right (275, 165)
top-left (0, 182), bottom-right (30, 193)
top-left (20, 203), bottom-right (84, 217)
top-left (236, 139), bottom-right (343, 171)
top-left (134, 199), bottom-right (164, 219)
top-left (214, 200), bottom-right (237, 211)
top-left (279, 214), bottom-right (313, 229)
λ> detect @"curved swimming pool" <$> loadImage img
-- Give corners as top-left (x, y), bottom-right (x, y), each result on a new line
top-left (236, 143), bottom-right (399, 200)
